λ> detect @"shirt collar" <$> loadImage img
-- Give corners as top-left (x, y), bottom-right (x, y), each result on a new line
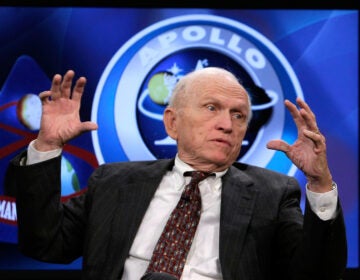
top-left (174, 154), bottom-right (228, 191)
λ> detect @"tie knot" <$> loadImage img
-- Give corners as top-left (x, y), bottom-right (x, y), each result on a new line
top-left (184, 171), bottom-right (214, 185)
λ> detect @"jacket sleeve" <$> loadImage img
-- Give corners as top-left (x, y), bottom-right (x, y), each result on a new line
top-left (294, 198), bottom-right (348, 280)
top-left (278, 176), bottom-right (347, 280)
top-left (8, 151), bottom-right (87, 263)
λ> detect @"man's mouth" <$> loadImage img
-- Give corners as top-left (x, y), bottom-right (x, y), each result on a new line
top-left (213, 138), bottom-right (231, 147)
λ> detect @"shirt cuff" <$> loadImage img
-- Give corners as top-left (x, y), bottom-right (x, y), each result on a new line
top-left (26, 140), bottom-right (62, 165)
top-left (306, 182), bottom-right (338, 221)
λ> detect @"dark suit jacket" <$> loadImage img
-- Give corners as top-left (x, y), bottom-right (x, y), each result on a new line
top-left (9, 153), bottom-right (347, 280)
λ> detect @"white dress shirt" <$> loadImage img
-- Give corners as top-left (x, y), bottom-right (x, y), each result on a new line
top-left (25, 140), bottom-right (338, 279)
top-left (122, 156), bottom-right (226, 280)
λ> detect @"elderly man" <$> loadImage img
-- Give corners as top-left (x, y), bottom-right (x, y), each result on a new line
top-left (9, 67), bottom-right (347, 279)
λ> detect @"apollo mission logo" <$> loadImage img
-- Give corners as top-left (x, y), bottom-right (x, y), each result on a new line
top-left (91, 14), bottom-right (303, 175)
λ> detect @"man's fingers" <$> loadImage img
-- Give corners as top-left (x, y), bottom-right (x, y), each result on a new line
top-left (39, 91), bottom-right (52, 103)
top-left (284, 99), bottom-right (303, 128)
top-left (286, 98), bottom-right (321, 139)
top-left (266, 139), bottom-right (290, 153)
top-left (81, 121), bottom-right (98, 133)
top-left (48, 70), bottom-right (84, 102)
top-left (71, 76), bottom-right (87, 101)
top-left (49, 74), bottom-right (62, 100)
top-left (296, 97), bottom-right (314, 116)
top-left (60, 70), bottom-right (75, 98)
top-left (296, 98), bottom-right (320, 133)
top-left (303, 129), bottom-right (325, 152)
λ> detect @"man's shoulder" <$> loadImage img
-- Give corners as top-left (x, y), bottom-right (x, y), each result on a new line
top-left (229, 162), bottom-right (300, 191)
top-left (88, 159), bottom-right (175, 190)
top-left (231, 161), bottom-right (293, 180)
top-left (102, 158), bottom-right (173, 168)
top-left (231, 161), bottom-right (282, 174)
top-left (95, 158), bottom-right (174, 175)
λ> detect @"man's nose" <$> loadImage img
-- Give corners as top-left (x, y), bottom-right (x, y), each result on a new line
top-left (216, 112), bottom-right (233, 132)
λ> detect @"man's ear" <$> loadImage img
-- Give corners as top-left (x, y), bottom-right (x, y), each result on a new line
top-left (163, 107), bottom-right (178, 140)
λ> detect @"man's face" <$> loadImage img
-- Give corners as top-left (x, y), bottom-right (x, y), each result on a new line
top-left (165, 73), bottom-right (250, 172)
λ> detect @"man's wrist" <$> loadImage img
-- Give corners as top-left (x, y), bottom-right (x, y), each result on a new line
top-left (26, 140), bottom-right (62, 165)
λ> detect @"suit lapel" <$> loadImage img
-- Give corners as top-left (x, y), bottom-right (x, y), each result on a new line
top-left (100, 159), bottom-right (258, 279)
top-left (105, 159), bottom-right (174, 278)
top-left (219, 165), bottom-right (259, 280)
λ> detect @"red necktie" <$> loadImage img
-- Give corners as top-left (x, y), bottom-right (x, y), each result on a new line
top-left (144, 171), bottom-right (214, 279)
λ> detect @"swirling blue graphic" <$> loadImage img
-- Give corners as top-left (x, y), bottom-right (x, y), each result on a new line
top-left (0, 8), bottom-right (357, 270)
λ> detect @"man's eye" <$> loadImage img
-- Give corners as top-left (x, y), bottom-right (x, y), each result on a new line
top-left (206, 105), bottom-right (216, 111)
top-left (233, 113), bottom-right (244, 119)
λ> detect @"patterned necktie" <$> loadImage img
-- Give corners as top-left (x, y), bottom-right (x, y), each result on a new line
top-left (144, 171), bottom-right (214, 280)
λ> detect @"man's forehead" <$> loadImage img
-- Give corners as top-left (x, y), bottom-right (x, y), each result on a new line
top-left (195, 78), bottom-right (247, 95)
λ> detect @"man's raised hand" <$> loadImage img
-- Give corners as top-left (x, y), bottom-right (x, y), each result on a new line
top-left (35, 70), bottom-right (98, 151)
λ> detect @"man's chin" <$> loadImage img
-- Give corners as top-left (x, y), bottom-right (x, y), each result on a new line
top-left (206, 154), bottom-right (234, 170)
